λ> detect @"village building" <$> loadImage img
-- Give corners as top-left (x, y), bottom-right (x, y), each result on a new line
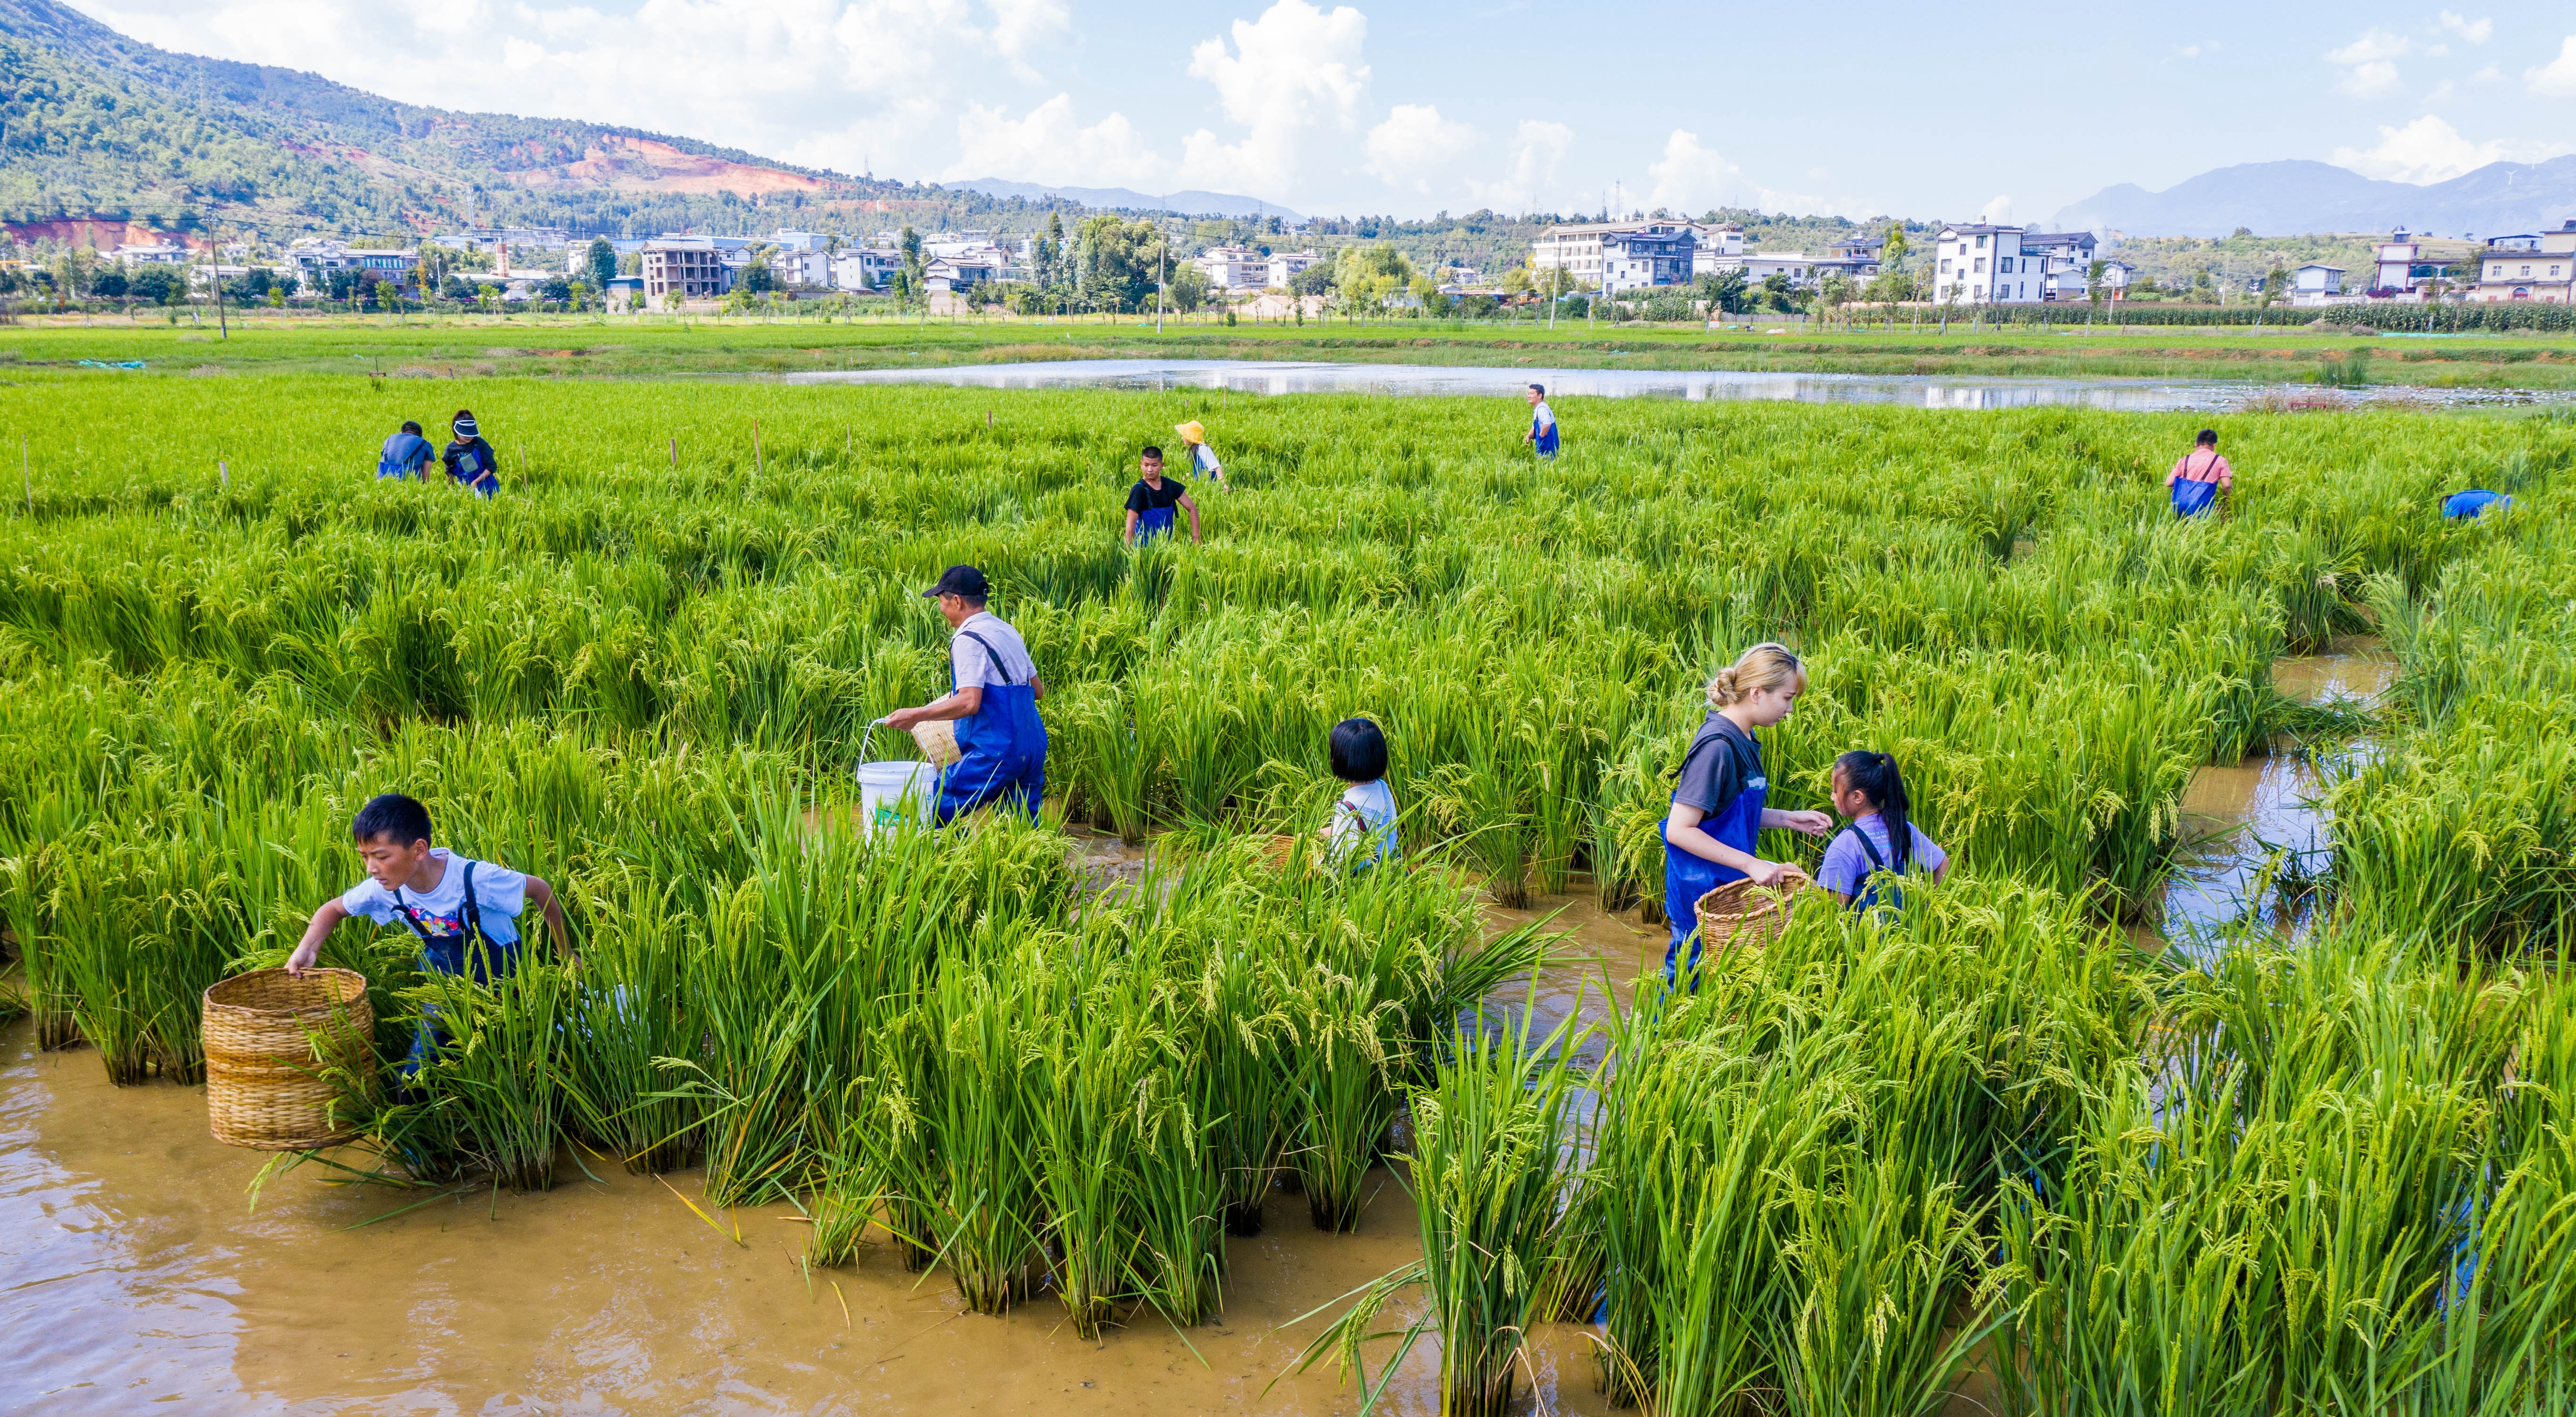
top-left (642, 238), bottom-right (731, 301)
top-left (1265, 250), bottom-right (1323, 288)
top-left (2288, 264), bottom-right (2346, 306)
top-left (1931, 224), bottom-right (2043, 304)
top-left (2465, 224), bottom-right (2576, 302)
top-left (1191, 245), bottom-right (1270, 290)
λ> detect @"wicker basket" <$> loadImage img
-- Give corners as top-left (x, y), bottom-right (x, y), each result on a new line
top-left (909, 719), bottom-right (962, 768)
top-left (1692, 869), bottom-right (1817, 953)
top-left (203, 968), bottom-right (372, 1152)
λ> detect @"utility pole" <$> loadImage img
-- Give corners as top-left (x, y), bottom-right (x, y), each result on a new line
top-left (1156, 200), bottom-right (1167, 334)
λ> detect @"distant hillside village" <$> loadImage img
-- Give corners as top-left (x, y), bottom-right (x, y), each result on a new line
top-left (12, 207), bottom-right (2576, 318)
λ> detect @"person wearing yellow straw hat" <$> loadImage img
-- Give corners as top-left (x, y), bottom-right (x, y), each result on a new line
top-left (1173, 420), bottom-right (1230, 492)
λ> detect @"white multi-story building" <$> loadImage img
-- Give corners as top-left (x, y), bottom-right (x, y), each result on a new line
top-left (643, 238), bottom-right (732, 301)
top-left (1192, 245), bottom-right (1270, 290)
top-left (1742, 252), bottom-right (1821, 287)
top-left (2466, 224), bottom-right (2576, 302)
top-left (1689, 222), bottom-right (1745, 277)
top-left (2289, 264), bottom-right (2347, 306)
top-left (1931, 224), bottom-right (2043, 304)
top-left (1531, 220), bottom-right (1699, 291)
top-left (834, 246), bottom-right (898, 291)
top-left (2016, 231), bottom-right (2098, 300)
top-left (1266, 250), bottom-right (1322, 287)
top-left (774, 249), bottom-right (834, 289)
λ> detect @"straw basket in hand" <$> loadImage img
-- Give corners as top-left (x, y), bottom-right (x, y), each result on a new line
top-left (910, 719), bottom-right (961, 768)
top-left (1692, 869), bottom-right (1817, 953)
top-left (202, 968), bottom-right (373, 1152)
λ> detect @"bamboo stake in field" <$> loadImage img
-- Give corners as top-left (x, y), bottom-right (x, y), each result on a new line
top-left (753, 422), bottom-right (763, 475)
top-left (669, 435), bottom-right (677, 469)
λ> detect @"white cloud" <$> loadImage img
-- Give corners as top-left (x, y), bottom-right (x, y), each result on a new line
top-left (2327, 28), bottom-right (2415, 64)
top-left (1467, 120), bottom-right (1571, 211)
top-left (2438, 12), bottom-right (2491, 44)
top-left (1979, 194), bottom-right (2013, 224)
top-left (2427, 80), bottom-right (2457, 103)
top-left (1178, 0), bottom-right (1371, 193)
top-left (1646, 129), bottom-right (1739, 211)
top-left (2176, 40), bottom-right (2220, 58)
top-left (2475, 64), bottom-right (2503, 82)
top-left (986, 0), bottom-right (1069, 58)
top-left (1362, 104), bottom-right (1477, 191)
top-left (2337, 60), bottom-right (2403, 97)
top-left (948, 95), bottom-right (1169, 186)
top-left (2330, 115), bottom-right (2574, 183)
top-left (2530, 37), bottom-right (2576, 96)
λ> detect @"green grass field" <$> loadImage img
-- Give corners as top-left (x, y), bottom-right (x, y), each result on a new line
top-left (11, 309), bottom-right (2576, 388)
top-left (3, 370), bottom-right (2571, 1410)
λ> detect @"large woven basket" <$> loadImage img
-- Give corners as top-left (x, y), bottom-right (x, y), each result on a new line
top-left (1692, 869), bottom-right (1817, 953)
top-left (203, 968), bottom-right (372, 1152)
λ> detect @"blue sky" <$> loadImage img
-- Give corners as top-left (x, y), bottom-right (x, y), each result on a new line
top-left (67, 1), bottom-right (2576, 222)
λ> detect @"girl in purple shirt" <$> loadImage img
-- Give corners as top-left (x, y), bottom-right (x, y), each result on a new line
top-left (1818, 751), bottom-right (1948, 911)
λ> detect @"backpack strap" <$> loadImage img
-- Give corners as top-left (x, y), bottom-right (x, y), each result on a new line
top-left (1835, 822), bottom-right (1890, 876)
top-left (956, 629), bottom-right (1021, 686)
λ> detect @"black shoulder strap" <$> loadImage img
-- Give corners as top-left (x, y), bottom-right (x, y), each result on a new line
top-left (460, 862), bottom-right (488, 947)
top-left (956, 629), bottom-right (1020, 686)
top-left (390, 884), bottom-right (443, 948)
top-left (1836, 823), bottom-right (1889, 875)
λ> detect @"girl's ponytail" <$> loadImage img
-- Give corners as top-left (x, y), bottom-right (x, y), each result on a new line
top-left (1833, 749), bottom-right (1914, 875)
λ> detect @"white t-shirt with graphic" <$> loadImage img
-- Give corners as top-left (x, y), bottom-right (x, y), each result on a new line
top-left (340, 849), bottom-right (529, 945)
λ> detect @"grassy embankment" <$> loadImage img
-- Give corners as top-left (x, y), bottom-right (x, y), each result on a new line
top-left (8, 310), bottom-right (2576, 387)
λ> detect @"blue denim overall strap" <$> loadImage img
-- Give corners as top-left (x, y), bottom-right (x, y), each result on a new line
top-left (1137, 504), bottom-right (1178, 544)
top-left (450, 441), bottom-right (500, 498)
top-left (936, 629), bottom-right (1046, 823)
top-left (1661, 775), bottom-right (1767, 983)
top-left (393, 862), bottom-right (520, 1077)
top-left (1532, 410), bottom-right (1559, 456)
top-left (1833, 822), bottom-right (1900, 914)
top-left (2171, 477), bottom-right (2218, 518)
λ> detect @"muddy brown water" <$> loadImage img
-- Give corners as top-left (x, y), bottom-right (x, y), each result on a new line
top-left (2, 647), bottom-right (2382, 1413)
top-left (0, 1017), bottom-right (1630, 1415)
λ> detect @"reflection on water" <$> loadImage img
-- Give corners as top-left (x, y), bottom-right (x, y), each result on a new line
top-left (2160, 640), bottom-right (2393, 957)
top-left (785, 357), bottom-right (2345, 412)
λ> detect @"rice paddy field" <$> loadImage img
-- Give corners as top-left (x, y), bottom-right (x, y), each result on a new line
top-left (1, 367), bottom-right (2573, 1414)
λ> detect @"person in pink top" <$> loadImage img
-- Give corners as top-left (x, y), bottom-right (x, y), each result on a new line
top-left (2168, 428), bottom-right (2231, 519)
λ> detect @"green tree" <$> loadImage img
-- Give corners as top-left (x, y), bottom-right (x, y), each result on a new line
top-left (586, 238), bottom-right (617, 291)
top-left (1072, 215), bottom-right (1164, 313)
top-left (2084, 258), bottom-right (2109, 323)
top-left (1168, 262), bottom-right (1210, 314)
top-left (1333, 242), bottom-right (1414, 321)
top-left (1697, 266), bottom-right (1751, 315)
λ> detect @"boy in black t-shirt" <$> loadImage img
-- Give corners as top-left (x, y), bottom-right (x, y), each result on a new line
top-left (1123, 445), bottom-right (1201, 546)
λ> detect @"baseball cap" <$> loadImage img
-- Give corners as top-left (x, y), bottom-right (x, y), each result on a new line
top-left (923, 564), bottom-right (989, 599)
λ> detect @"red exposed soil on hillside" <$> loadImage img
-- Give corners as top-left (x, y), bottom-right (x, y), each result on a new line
top-left (524, 135), bottom-right (826, 196)
top-left (4, 218), bottom-right (212, 251)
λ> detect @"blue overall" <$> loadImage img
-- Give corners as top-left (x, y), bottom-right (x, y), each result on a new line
top-left (1833, 823), bottom-right (1906, 914)
top-left (2171, 477), bottom-right (2220, 518)
top-left (2443, 489), bottom-right (2512, 520)
top-left (935, 629), bottom-right (1047, 824)
top-left (1531, 408), bottom-right (1559, 458)
top-left (1661, 774), bottom-right (1766, 983)
top-left (390, 862), bottom-right (520, 1077)
top-left (448, 441), bottom-right (500, 498)
top-left (377, 432), bottom-right (431, 480)
top-left (1136, 504), bottom-right (1178, 545)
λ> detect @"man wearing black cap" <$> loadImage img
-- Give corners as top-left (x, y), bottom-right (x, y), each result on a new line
top-left (885, 565), bottom-right (1049, 823)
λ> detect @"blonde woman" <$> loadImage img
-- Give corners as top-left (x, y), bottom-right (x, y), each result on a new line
top-left (1661, 643), bottom-right (1832, 981)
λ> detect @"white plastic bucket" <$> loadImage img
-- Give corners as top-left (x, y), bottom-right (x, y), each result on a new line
top-left (856, 761), bottom-right (938, 835)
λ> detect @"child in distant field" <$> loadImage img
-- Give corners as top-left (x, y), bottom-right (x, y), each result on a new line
top-left (442, 409), bottom-right (501, 497)
top-left (1322, 717), bottom-right (1399, 872)
top-left (287, 793), bottom-right (564, 1072)
top-left (1173, 421), bottom-right (1230, 492)
top-left (1816, 750), bottom-right (1947, 912)
top-left (2168, 428), bottom-right (2230, 519)
top-left (1522, 384), bottom-right (1559, 459)
top-left (377, 420), bottom-right (433, 481)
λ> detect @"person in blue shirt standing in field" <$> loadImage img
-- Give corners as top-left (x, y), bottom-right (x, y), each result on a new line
top-left (442, 409), bottom-right (501, 497)
top-left (1322, 717), bottom-right (1400, 872)
top-left (1523, 384), bottom-right (1559, 459)
top-left (1124, 445), bottom-right (1202, 547)
top-left (285, 793), bottom-right (566, 1075)
top-left (885, 564), bottom-right (1049, 824)
top-left (1816, 750), bottom-right (1949, 912)
top-left (377, 420), bottom-right (433, 481)
top-left (1661, 643), bottom-right (1832, 981)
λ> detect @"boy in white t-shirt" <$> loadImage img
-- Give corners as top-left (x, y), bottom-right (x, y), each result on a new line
top-left (286, 793), bottom-right (566, 1070)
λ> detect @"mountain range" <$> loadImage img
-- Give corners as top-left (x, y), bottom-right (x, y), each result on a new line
top-left (2050, 158), bottom-right (2576, 239)
top-left (0, 0), bottom-right (1281, 241)
top-left (950, 179), bottom-right (1300, 223)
